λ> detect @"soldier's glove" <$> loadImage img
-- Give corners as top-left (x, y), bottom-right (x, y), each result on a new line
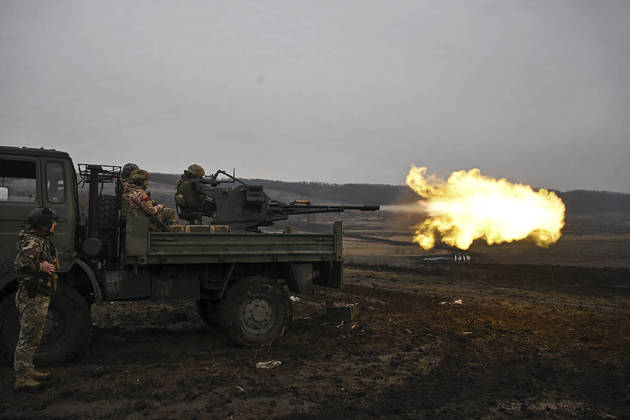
top-left (25, 279), bottom-right (38, 298)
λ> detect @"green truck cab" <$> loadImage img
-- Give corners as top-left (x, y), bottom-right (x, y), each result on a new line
top-left (0, 146), bottom-right (344, 364)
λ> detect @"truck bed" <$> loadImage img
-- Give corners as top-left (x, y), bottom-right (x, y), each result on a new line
top-left (125, 217), bottom-right (343, 266)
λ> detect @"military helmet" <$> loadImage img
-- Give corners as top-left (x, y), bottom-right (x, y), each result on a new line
top-left (27, 207), bottom-right (59, 230)
top-left (121, 163), bottom-right (139, 180)
top-left (187, 164), bottom-right (205, 178)
top-left (129, 169), bottom-right (151, 184)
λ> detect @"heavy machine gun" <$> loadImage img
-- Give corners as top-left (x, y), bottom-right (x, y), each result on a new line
top-left (177, 170), bottom-right (379, 231)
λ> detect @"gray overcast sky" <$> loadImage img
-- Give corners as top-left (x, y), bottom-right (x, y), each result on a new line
top-left (1, 0), bottom-right (629, 192)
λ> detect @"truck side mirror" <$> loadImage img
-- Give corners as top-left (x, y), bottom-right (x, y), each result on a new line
top-left (0, 186), bottom-right (7, 201)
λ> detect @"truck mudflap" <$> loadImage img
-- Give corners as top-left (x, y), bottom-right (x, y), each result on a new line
top-left (291, 261), bottom-right (343, 292)
top-left (288, 263), bottom-right (313, 294)
top-left (313, 261), bottom-right (343, 290)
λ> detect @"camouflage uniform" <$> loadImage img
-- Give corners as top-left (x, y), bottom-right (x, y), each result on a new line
top-left (120, 179), bottom-right (134, 218)
top-left (175, 164), bottom-right (216, 218)
top-left (120, 187), bottom-right (131, 218)
top-left (127, 186), bottom-right (176, 228)
top-left (13, 227), bottom-right (57, 382)
top-left (176, 179), bottom-right (215, 215)
top-left (120, 163), bottom-right (139, 218)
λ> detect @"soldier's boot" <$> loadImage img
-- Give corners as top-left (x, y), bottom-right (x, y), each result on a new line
top-left (15, 374), bottom-right (42, 391)
top-left (31, 369), bottom-right (51, 380)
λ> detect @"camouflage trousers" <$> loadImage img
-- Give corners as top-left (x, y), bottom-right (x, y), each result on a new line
top-left (159, 207), bottom-right (177, 225)
top-left (14, 286), bottom-right (50, 375)
top-left (150, 207), bottom-right (177, 230)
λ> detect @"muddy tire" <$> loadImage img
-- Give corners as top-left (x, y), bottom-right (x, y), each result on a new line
top-left (0, 285), bottom-right (91, 366)
top-left (217, 276), bottom-right (292, 347)
top-left (196, 299), bottom-right (219, 326)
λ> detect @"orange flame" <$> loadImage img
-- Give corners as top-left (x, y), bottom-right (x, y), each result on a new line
top-left (405, 166), bottom-right (565, 250)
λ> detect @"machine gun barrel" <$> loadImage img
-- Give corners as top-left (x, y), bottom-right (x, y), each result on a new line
top-left (344, 205), bottom-right (379, 211)
top-left (272, 202), bottom-right (379, 216)
top-left (175, 168), bottom-right (380, 230)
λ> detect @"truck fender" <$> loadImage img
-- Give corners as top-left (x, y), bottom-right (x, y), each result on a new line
top-left (72, 258), bottom-right (103, 304)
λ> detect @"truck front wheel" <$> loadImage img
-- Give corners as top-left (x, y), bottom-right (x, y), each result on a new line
top-left (218, 276), bottom-right (292, 347)
top-left (0, 285), bottom-right (91, 365)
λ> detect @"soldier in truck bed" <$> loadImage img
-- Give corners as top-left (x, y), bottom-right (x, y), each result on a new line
top-left (120, 163), bottom-right (139, 193)
top-left (175, 164), bottom-right (216, 215)
top-left (119, 163), bottom-right (139, 217)
top-left (13, 207), bottom-right (59, 390)
top-left (124, 169), bottom-right (176, 229)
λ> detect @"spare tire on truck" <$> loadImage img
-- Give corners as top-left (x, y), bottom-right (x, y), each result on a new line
top-left (218, 276), bottom-right (292, 347)
top-left (0, 285), bottom-right (91, 365)
top-left (96, 195), bottom-right (119, 257)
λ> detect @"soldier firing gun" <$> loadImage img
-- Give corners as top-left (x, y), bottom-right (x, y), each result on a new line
top-left (176, 168), bottom-right (379, 231)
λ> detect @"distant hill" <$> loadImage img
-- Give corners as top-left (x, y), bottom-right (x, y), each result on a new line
top-left (557, 190), bottom-right (630, 214)
top-left (151, 173), bottom-right (417, 206)
top-left (151, 173), bottom-right (630, 215)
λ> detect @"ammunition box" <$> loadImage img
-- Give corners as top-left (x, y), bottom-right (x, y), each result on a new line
top-left (326, 303), bottom-right (359, 323)
top-left (168, 225), bottom-right (231, 233)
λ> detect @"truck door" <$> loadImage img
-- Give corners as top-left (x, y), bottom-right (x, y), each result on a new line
top-left (41, 158), bottom-right (77, 271)
top-left (0, 156), bottom-right (41, 268)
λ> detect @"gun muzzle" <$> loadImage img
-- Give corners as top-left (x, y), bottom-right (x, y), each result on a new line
top-left (360, 205), bottom-right (380, 211)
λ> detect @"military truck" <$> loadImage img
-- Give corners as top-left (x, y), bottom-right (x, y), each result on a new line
top-left (0, 146), bottom-right (358, 365)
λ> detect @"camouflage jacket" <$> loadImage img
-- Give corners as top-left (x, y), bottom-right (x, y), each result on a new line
top-left (176, 178), bottom-right (206, 209)
top-left (14, 228), bottom-right (57, 291)
top-left (127, 186), bottom-right (161, 217)
top-left (121, 179), bottom-right (132, 193)
top-left (119, 179), bottom-right (133, 217)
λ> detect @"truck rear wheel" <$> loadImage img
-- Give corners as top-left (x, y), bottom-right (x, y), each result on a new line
top-left (0, 285), bottom-right (91, 365)
top-left (218, 276), bottom-right (292, 347)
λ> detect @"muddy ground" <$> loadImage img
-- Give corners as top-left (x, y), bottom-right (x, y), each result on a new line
top-left (1, 262), bottom-right (628, 419)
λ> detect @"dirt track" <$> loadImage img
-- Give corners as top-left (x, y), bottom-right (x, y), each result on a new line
top-left (1, 263), bottom-right (629, 419)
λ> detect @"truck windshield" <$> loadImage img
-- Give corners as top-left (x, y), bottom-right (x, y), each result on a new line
top-left (0, 159), bottom-right (37, 202)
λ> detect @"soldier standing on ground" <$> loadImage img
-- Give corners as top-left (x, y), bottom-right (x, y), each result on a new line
top-left (175, 164), bottom-right (216, 217)
top-left (124, 169), bottom-right (176, 229)
top-left (13, 207), bottom-right (59, 390)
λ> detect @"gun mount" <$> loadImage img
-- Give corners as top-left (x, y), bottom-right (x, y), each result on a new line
top-left (178, 170), bottom-right (380, 231)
